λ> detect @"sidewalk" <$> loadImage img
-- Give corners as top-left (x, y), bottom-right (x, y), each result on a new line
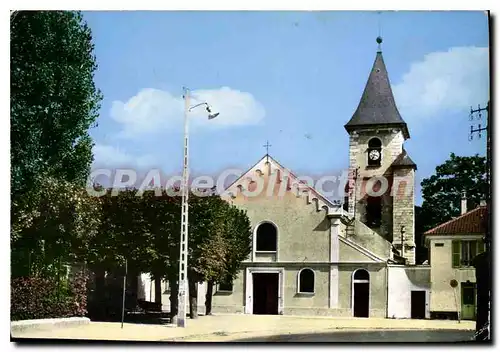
top-left (12, 314), bottom-right (476, 342)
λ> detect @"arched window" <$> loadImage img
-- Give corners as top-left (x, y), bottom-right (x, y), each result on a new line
top-left (367, 138), bottom-right (382, 166)
top-left (354, 269), bottom-right (370, 281)
top-left (298, 268), bottom-right (315, 293)
top-left (256, 222), bottom-right (277, 252)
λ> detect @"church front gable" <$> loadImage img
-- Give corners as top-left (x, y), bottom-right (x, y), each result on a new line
top-left (222, 155), bottom-right (331, 211)
top-left (222, 155), bottom-right (336, 263)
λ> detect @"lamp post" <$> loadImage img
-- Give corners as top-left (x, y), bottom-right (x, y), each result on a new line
top-left (177, 87), bottom-right (219, 328)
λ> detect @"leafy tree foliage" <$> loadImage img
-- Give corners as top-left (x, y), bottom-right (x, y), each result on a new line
top-left (86, 188), bottom-right (251, 320)
top-left (414, 205), bottom-right (428, 264)
top-left (419, 153), bottom-right (487, 232)
top-left (11, 178), bottom-right (102, 279)
top-left (187, 194), bottom-right (252, 317)
top-left (11, 10), bottom-right (102, 219)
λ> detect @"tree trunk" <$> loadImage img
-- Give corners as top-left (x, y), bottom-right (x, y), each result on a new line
top-left (169, 278), bottom-right (179, 324)
top-left (205, 280), bottom-right (214, 315)
top-left (188, 276), bottom-right (198, 319)
top-left (154, 274), bottom-right (162, 307)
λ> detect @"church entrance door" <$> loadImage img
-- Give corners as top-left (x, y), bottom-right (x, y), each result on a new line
top-left (353, 269), bottom-right (370, 317)
top-left (252, 273), bottom-right (279, 315)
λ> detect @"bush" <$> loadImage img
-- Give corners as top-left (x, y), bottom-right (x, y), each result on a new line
top-left (11, 271), bottom-right (89, 321)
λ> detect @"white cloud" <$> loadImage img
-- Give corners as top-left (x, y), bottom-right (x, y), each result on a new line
top-left (110, 86), bottom-right (265, 138)
top-left (393, 47), bottom-right (489, 120)
top-left (92, 143), bottom-right (156, 169)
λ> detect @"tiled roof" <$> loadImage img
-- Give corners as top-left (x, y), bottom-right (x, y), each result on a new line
top-left (391, 148), bottom-right (417, 169)
top-left (424, 206), bottom-right (487, 236)
top-left (345, 50), bottom-right (409, 139)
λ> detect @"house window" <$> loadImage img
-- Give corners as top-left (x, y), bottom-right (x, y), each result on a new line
top-left (452, 240), bottom-right (484, 267)
top-left (367, 138), bottom-right (382, 166)
top-left (298, 268), bottom-right (315, 293)
top-left (218, 276), bottom-right (233, 292)
top-left (365, 196), bottom-right (382, 228)
top-left (256, 222), bottom-right (277, 252)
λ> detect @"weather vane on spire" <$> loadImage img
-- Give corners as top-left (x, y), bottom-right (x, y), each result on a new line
top-left (377, 11), bottom-right (383, 52)
top-left (376, 35), bottom-right (383, 51)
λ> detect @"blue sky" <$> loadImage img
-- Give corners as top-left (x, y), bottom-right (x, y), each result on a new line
top-left (83, 11), bottom-right (489, 205)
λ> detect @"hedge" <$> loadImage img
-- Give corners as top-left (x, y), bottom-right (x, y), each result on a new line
top-left (11, 270), bottom-right (88, 321)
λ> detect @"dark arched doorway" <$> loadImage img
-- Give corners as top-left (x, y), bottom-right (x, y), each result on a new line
top-left (353, 269), bottom-right (370, 318)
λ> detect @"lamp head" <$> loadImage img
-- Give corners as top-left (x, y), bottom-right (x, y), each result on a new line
top-left (206, 105), bottom-right (219, 120)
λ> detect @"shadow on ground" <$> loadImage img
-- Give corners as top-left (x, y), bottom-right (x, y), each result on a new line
top-left (89, 311), bottom-right (209, 326)
top-left (230, 329), bottom-right (476, 343)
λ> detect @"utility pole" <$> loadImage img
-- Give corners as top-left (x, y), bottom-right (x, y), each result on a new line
top-left (177, 88), bottom-right (219, 328)
top-left (178, 88), bottom-right (191, 328)
top-left (469, 101), bottom-right (491, 341)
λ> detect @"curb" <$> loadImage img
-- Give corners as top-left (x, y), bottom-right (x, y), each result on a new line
top-left (170, 326), bottom-right (476, 342)
top-left (11, 317), bottom-right (91, 334)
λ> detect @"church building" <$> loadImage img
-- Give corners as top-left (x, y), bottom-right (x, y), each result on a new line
top-left (142, 37), bottom-right (431, 319)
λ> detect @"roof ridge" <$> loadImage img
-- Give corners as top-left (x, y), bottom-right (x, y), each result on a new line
top-left (423, 206), bottom-right (485, 235)
top-left (221, 154), bottom-right (269, 193)
top-left (223, 154), bottom-right (337, 208)
top-left (263, 155), bottom-right (337, 208)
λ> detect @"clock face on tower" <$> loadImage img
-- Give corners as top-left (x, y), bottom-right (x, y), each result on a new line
top-left (369, 149), bottom-right (381, 161)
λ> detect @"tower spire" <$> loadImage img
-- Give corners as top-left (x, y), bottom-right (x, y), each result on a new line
top-left (344, 35), bottom-right (410, 140)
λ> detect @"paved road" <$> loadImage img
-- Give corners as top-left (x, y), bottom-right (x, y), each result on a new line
top-left (232, 329), bottom-right (476, 342)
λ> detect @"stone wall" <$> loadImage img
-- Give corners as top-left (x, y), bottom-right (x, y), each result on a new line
top-left (348, 129), bottom-right (405, 177)
top-left (392, 168), bottom-right (416, 264)
top-left (347, 127), bottom-right (415, 263)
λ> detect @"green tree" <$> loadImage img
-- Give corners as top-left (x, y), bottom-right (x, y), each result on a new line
top-left (420, 153), bottom-right (487, 232)
top-left (11, 10), bottom-right (102, 217)
top-left (11, 177), bottom-right (102, 279)
top-left (187, 194), bottom-right (231, 318)
top-left (142, 189), bottom-right (180, 308)
top-left (81, 188), bottom-right (252, 322)
top-left (187, 195), bottom-right (252, 318)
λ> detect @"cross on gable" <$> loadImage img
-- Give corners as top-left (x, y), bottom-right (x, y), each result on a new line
top-left (263, 141), bottom-right (272, 162)
top-left (263, 140), bottom-right (272, 154)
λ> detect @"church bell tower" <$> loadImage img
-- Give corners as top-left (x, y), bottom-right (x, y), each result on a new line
top-left (344, 37), bottom-right (417, 264)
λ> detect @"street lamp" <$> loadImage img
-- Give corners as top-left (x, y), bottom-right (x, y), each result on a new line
top-left (177, 87), bottom-right (219, 328)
